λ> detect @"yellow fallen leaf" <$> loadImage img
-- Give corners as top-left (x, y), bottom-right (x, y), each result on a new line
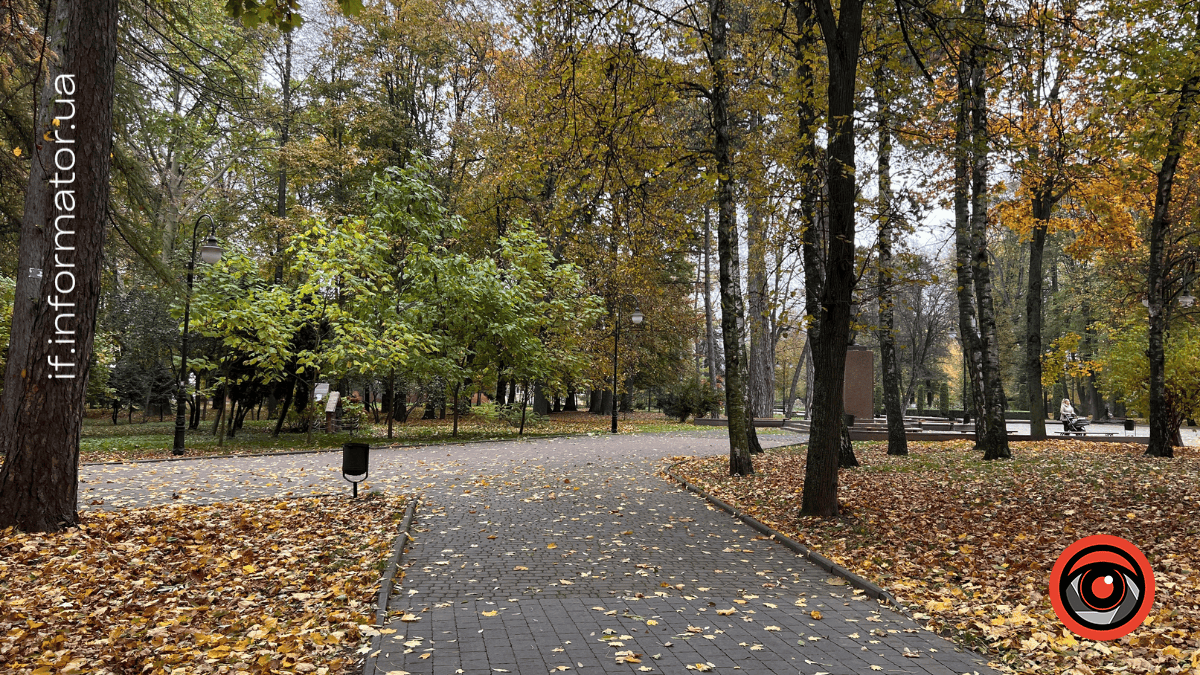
top-left (810, 610), bottom-right (823, 620)
top-left (12, 147), bottom-right (20, 157)
top-left (400, 613), bottom-right (421, 622)
top-left (716, 608), bottom-right (737, 616)
top-left (764, 626), bottom-right (781, 631)
top-left (514, 566), bottom-right (529, 570)
top-left (547, 542), bottom-right (558, 549)
top-left (870, 667), bottom-right (883, 672)
top-left (482, 610), bottom-right (498, 616)
top-left (646, 619), bottom-right (658, 626)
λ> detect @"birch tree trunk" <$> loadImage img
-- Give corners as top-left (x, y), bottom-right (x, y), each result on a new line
top-left (953, 54), bottom-right (988, 447)
top-left (703, 206), bottom-right (719, 417)
top-left (966, 11), bottom-right (1011, 461)
top-left (746, 121), bottom-right (774, 418)
top-left (876, 94), bottom-right (907, 456)
top-left (709, 0), bottom-right (753, 476)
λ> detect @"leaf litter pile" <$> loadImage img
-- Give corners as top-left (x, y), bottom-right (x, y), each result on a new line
top-left (674, 440), bottom-right (1200, 674)
top-left (1, 494), bottom-right (406, 674)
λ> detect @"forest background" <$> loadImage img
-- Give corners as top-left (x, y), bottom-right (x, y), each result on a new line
top-left (0, 0), bottom-right (1197, 529)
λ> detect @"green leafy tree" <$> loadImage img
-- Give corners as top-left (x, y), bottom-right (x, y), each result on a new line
top-left (1101, 320), bottom-right (1200, 447)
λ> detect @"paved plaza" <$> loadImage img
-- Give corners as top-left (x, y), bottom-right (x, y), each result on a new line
top-left (79, 431), bottom-right (1001, 675)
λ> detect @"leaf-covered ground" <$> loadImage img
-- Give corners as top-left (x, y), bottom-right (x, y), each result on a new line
top-left (674, 441), bottom-right (1200, 674)
top-left (0, 494), bottom-right (405, 675)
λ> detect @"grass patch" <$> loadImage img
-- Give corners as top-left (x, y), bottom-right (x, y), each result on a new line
top-left (80, 411), bottom-right (715, 463)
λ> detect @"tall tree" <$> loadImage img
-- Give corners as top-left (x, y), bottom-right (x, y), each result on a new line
top-left (875, 72), bottom-right (907, 456)
top-left (710, 0), bottom-right (754, 475)
top-left (800, 0), bottom-right (865, 515)
top-left (0, 0), bottom-right (119, 532)
top-left (1144, 71), bottom-right (1199, 458)
top-left (964, 0), bottom-right (1010, 460)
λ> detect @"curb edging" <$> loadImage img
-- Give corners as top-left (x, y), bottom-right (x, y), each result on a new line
top-left (362, 497), bottom-right (419, 675)
top-left (664, 463), bottom-right (906, 613)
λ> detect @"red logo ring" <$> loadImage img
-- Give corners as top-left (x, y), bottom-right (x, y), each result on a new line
top-left (1049, 534), bottom-right (1154, 641)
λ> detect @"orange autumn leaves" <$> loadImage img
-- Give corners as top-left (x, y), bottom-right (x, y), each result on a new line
top-left (0, 495), bottom-right (405, 675)
top-left (674, 441), bottom-right (1200, 674)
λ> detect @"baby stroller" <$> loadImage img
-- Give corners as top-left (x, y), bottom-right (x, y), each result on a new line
top-left (1062, 413), bottom-right (1089, 433)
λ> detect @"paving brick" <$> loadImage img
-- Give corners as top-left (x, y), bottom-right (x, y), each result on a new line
top-left (362, 433), bottom-right (1002, 675)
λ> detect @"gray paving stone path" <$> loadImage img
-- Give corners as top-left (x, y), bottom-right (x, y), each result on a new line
top-left (361, 434), bottom-right (1000, 675)
top-left (76, 430), bottom-right (1000, 675)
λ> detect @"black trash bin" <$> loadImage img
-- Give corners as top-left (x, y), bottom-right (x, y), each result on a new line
top-left (844, 413), bottom-right (855, 427)
top-left (1124, 419), bottom-right (1136, 436)
top-left (342, 442), bottom-right (370, 497)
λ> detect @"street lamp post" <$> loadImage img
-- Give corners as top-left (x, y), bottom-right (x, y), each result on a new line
top-left (173, 214), bottom-right (224, 456)
top-left (611, 296), bottom-right (644, 434)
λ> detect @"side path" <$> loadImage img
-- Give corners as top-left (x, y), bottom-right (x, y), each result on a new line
top-left (368, 435), bottom-right (999, 675)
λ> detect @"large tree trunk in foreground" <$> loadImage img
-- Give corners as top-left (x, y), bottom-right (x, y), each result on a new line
top-left (0, 0), bottom-right (119, 532)
top-left (1146, 70), bottom-right (1199, 458)
top-left (876, 97), bottom-right (907, 456)
top-left (709, 0), bottom-right (752, 476)
top-left (800, 0), bottom-right (864, 516)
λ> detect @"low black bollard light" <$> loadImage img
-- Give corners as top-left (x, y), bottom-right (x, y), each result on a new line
top-left (342, 442), bottom-right (370, 497)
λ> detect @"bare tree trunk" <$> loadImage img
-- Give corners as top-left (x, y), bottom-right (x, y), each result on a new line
top-left (452, 382), bottom-right (461, 437)
top-left (876, 90), bottom-right (907, 456)
top-left (800, 0), bottom-right (864, 516)
top-left (1025, 206), bottom-right (1049, 439)
top-left (274, 31), bottom-right (292, 283)
top-left (790, 0), bottom-right (822, 429)
top-left (783, 337), bottom-right (808, 417)
top-left (1146, 68), bottom-right (1199, 458)
top-left (746, 126), bottom-right (774, 418)
top-left (518, 383), bottom-right (529, 435)
top-left (953, 54), bottom-right (988, 448)
top-left (272, 380), bottom-right (294, 437)
top-left (709, 0), bottom-right (752, 476)
top-left (703, 206), bottom-right (719, 413)
top-left (0, 0), bottom-right (118, 532)
top-left (386, 370), bottom-right (395, 438)
top-left (966, 14), bottom-right (1010, 461)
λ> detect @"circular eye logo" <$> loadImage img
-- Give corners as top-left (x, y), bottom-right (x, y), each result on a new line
top-left (1049, 535), bottom-right (1154, 640)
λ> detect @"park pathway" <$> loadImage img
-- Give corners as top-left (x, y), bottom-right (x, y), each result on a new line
top-left (78, 431), bottom-right (1000, 675)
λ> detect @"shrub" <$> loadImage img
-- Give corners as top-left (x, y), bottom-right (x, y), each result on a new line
top-left (939, 382), bottom-right (950, 418)
top-left (656, 380), bottom-right (721, 423)
top-left (470, 402), bottom-right (546, 427)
